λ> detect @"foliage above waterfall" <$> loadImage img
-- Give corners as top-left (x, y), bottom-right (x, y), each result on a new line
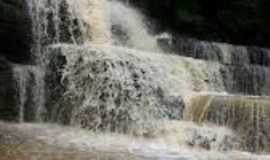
top-left (128, 0), bottom-right (270, 47)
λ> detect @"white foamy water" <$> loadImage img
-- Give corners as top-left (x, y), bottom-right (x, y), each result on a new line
top-left (109, 1), bottom-right (161, 52)
top-left (69, 0), bottom-right (111, 44)
top-left (1, 121), bottom-right (270, 160)
top-left (46, 43), bottom-right (229, 133)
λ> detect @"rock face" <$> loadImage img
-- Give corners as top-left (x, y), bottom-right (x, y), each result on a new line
top-left (0, 57), bottom-right (18, 121)
top-left (44, 48), bottom-right (67, 122)
top-left (185, 94), bottom-right (270, 153)
top-left (221, 65), bottom-right (270, 95)
top-left (158, 36), bottom-right (270, 96)
top-left (46, 45), bottom-right (185, 133)
top-left (0, 0), bottom-right (32, 121)
top-left (0, 56), bottom-right (45, 122)
top-left (159, 37), bottom-right (270, 67)
top-left (0, 0), bottom-right (84, 123)
top-left (0, 0), bottom-right (32, 63)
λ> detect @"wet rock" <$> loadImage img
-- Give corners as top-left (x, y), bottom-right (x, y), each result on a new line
top-left (69, 57), bottom-right (185, 132)
top-left (221, 65), bottom-right (270, 95)
top-left (49, 45), bottom-right (185, 133)
top-left (36, 0), bottom-right (83, 45)
top-left (12, 65), bottom-right (46, 122)
top-left (44, 47), bottom-right (67, 122)
top-left (111, 25), bottom-right (129, 46)
top-left (186, 126), bottom-right (240, 151)
top-left (248, 47), bottom-right (270, 66)
top-left (0, 56), bottom-right (46, 122)
top-left (0, 57), bottom-right (18, 121)
top-left (186, 94), bottom-right (270, 153)
top-left (159, 36), bottom-right (270, 67)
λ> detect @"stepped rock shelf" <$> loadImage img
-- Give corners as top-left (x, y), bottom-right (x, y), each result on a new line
top-left (185, 94), bottom-right (270, 153)
top-left (1, 0), bottom-right (270, 159)
top-left (2, 42), bottom-right (270, 156)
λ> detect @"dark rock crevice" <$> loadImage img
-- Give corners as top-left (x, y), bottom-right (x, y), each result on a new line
top-left (0, 0), bottom-right (32, 63)
top-left (0, 56), bottom-right (18, 121)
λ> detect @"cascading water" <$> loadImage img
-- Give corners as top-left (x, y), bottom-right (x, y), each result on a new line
top-left (185, 94), bottom-right (270, 153)
top-left (12, 65), bottom-right (46, 122)
top-left (3, 0), bottom-right (270, 159)
top-left (109, 1), bottom-right (161, 52)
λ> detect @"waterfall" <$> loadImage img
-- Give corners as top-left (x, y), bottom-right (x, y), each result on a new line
top-left (109, 1), bottom-right (161, 52)
top-left (5, 0), bottom-right (270, 158)
top-left (13, 66), bottom-right (28, 123)
top-left (15, 0), bottom-right (112, 123)
top-left (20, 0), bottom-right (172, 131)
top-left (12, 65), bottom-right (45, 122)
top-left (184, 94), bottom-right (270, 152)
